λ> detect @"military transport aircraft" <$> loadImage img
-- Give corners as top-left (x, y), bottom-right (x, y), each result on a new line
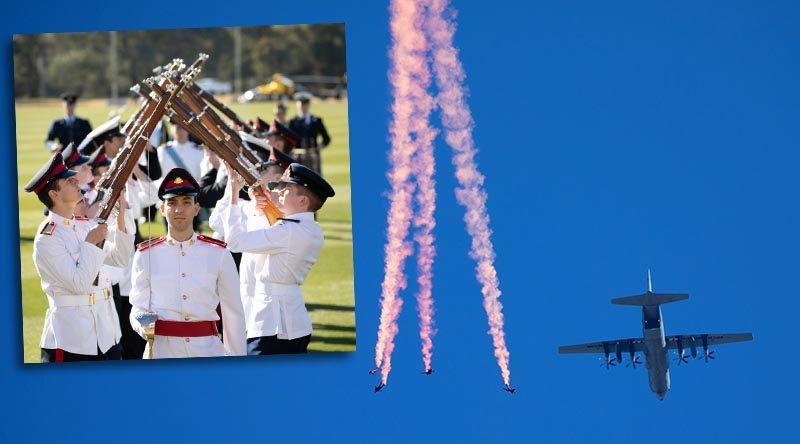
top-left (558, 272), bottom-right (753, 400)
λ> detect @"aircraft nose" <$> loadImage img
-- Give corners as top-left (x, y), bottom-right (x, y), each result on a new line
top-left (656, 391), bottom-right (667, 401)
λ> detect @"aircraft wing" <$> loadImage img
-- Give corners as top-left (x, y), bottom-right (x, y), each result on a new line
top-left (666, 333), bottom-right (753, 349)
top-left (558, 338), bottom-right (646, 354)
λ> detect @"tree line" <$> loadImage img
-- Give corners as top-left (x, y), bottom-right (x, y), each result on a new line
top-left (13, 23), bottom-right (346, 98)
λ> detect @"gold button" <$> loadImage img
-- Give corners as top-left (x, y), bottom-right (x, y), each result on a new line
top-left (181, 273), bottom-right (186, 278)
top-left (64, 220), bottom-right (70, 226)
top-left (184, 315), bottom-right (190, 321)
top-left (185, 338), bottom-right (190, 342)
top-left (182, 294), bottom-right (188, 300)
top-left (181, 252), bottom-right (186, 256)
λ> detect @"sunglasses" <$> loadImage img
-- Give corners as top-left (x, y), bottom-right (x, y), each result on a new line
top-left (267, 181), bottom-right (290, 191)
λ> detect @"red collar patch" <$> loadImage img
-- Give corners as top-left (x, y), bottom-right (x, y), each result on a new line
top-left (197, 234), bottom-right (227, 248)
top-left (136, 236), bottom-right (167, 252)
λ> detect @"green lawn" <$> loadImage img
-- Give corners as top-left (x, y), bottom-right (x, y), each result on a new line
top-left (16, 97), bottom-right (355, 362)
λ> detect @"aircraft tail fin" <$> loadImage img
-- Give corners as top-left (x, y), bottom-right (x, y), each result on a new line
top-left (612, 292), bottom-right (689, 306)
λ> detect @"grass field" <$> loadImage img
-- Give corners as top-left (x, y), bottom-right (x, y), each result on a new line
top-left (15, 97), bottom-right (355, 362)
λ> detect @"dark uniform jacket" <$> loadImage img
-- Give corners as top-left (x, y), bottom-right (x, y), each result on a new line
top-left (288, 115), bottom-right (331, 148)
top-left (46, 116), bottom-right (92, 147)
top-left (197, 168), bottom-right (249, 209)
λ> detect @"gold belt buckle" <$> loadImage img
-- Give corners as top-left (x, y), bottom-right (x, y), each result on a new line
top-left (88, 293), bottom-right (95, 306)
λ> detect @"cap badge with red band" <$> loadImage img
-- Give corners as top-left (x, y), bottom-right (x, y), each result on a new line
top-left (266, 120), bottom-right (300, 148)
top-left (24, 152), bottom-right (77, 194)
top-left (60, 143), bottom-right (90, 168)
top-left (87, 147), bottom-right (112, 168)
top-left (158, 168), bottom-right (200, 200)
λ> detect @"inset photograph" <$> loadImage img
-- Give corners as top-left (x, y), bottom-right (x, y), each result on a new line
top-left (14, 23), bottom-right (354, 363)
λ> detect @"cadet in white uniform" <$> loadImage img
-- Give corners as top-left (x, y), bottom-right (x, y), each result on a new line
top-left (25, 152), bottom-right (134, 362)
top-left (129, 168), bottom-right (246, 359)
top-left (209, 143), bottom-right (297, 334)
top-left (223, 163), bottom-right (335, 354)
top-left (81, 147), bottom-right (161, 360)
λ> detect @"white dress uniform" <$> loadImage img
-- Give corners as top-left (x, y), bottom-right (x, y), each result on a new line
top-left (157, 140), bottom-right (204, 183)
top-left (209, 186), bottom-right (270, 329)
top-left (223, 207), bottom-right (322, 340)
top-left (33, 212), bottom-right (135, 355)
top-left (95, 178), bottom-right (159, 295)
top-left (102, 210), bottom-right (135, 291)
top-left (128, 232), bottom-right (246, 358)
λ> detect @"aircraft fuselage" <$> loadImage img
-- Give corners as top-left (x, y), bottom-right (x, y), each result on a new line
top-left (641, 305), bottom-right (669, 400)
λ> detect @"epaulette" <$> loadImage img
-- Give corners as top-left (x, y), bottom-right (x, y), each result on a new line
top-left (137, 236), bottom-right (167, 251)
top-left (197, 234), bottom-right (227, 248)
top-left (39, 221), bottom-right (56, 236)
top-left (73, 216), bottom-right (90, 221)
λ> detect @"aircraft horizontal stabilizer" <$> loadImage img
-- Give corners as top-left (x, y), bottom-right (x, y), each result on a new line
top-left (611, 292), bottom-right (688, 306)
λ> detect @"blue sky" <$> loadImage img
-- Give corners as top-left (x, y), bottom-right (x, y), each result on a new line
top-left (2, 1), bottom-right (797, 442)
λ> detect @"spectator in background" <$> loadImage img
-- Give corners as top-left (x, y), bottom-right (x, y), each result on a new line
top-left (45, 93), bottom-right (92, 152)
top-left (288, 92), bottom-right (330, 174)
top-left (274, 101), bottom-right (288, 124)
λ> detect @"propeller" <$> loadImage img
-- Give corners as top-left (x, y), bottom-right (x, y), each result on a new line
top-left (673, 351), bottom-right (690, 365)
top-left (598, 357), bottom-right (617, 369)
top-left (625, 355), bottom-right (642, 368)
top-left (697, 349), bottom-right (716, 363)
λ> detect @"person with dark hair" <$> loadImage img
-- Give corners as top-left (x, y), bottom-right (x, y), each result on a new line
top-left (25, 152), bottom-right (134, 363)
top-left (128, 168), bottom-right (246, 359)
top-left (223, 163), bottom-right (334, 354)
top-left (45, 93), bottom-right (92, 152)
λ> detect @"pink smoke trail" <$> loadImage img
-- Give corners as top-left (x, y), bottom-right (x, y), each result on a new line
top-left (411, 60), bottom-right (438, 375)
top-left (374, 0), bottom-right (434, 385)
top-left (425, 0), bottom-right (513, 386)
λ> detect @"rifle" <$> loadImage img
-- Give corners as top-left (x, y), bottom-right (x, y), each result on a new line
top-left (92, 60), bottom-right (184, 208)
top-left (189, 83), bottom-right (255, 134)
top-left (94, 54), bottom-right (208, 225)
top-left (180, 83), bottom-right (262, 167)
top-left (135, 82), bottom-right (260, 169)
top-left (88, 55), bottom-right (207, 286)
top-left (143, 76), bottom-right (284, 225)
